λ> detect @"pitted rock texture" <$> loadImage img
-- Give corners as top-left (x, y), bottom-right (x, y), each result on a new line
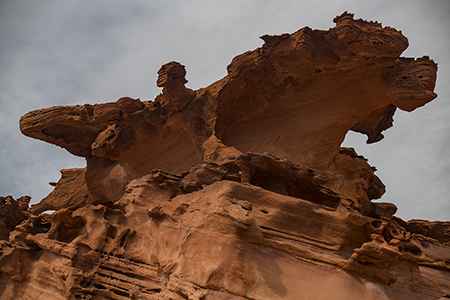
top-left (1, 12), bottom-right (448, 300)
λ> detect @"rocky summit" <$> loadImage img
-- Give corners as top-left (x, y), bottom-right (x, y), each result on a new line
top-left (1, 12), bottom-right (449, 300)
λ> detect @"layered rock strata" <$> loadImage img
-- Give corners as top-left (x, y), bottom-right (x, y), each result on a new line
top-left (1, 12), bottom-right (448, 300)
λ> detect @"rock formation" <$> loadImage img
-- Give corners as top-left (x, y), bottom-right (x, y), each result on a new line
top-left (1, 12), bottom-right (449, 300)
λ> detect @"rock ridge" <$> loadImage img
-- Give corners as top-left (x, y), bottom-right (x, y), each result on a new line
top-left (1, 12), bottom-right (448, 300)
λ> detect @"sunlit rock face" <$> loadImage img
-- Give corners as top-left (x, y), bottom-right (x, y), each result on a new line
top-left (1, 12), bottom-right (448, 300)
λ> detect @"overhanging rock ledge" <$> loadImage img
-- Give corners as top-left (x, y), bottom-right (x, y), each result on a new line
top-left (1, 12), bottom-right (448, 300)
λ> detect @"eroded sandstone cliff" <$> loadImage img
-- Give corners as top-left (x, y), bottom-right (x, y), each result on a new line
top-left (1, 12), bottom-right (449, 300)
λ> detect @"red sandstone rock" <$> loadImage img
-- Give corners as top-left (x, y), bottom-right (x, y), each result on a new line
top-left (29, 168), bottom-right (89, 214)
top-left (0, 196), bottom-right (27, 241)
top-left (1, 12), bottom-right (448, 300)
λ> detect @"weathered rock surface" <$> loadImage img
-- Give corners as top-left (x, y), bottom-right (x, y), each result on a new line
top-left (29, 168), bottom-right (89, 215)
top-left (1, 12), bottom-right (448, 300)
top-left (0, 196), bottom-right (30, 241)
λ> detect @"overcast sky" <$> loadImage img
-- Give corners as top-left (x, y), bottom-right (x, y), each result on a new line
top-left (1, 0), bottom-right (449, 221)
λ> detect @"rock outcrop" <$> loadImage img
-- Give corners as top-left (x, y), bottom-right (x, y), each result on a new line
top-left (1, 12), bottom-right (448, 300)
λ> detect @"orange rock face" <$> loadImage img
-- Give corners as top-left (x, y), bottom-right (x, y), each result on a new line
top-left (1, 12), bottom-right (448, 300)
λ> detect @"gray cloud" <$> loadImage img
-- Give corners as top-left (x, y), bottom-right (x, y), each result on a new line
top-left (1, 0), bottom-right (449, 221)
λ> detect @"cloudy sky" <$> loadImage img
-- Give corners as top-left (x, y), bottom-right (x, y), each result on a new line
top-left (1, 0), bottom-right (449, 221)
